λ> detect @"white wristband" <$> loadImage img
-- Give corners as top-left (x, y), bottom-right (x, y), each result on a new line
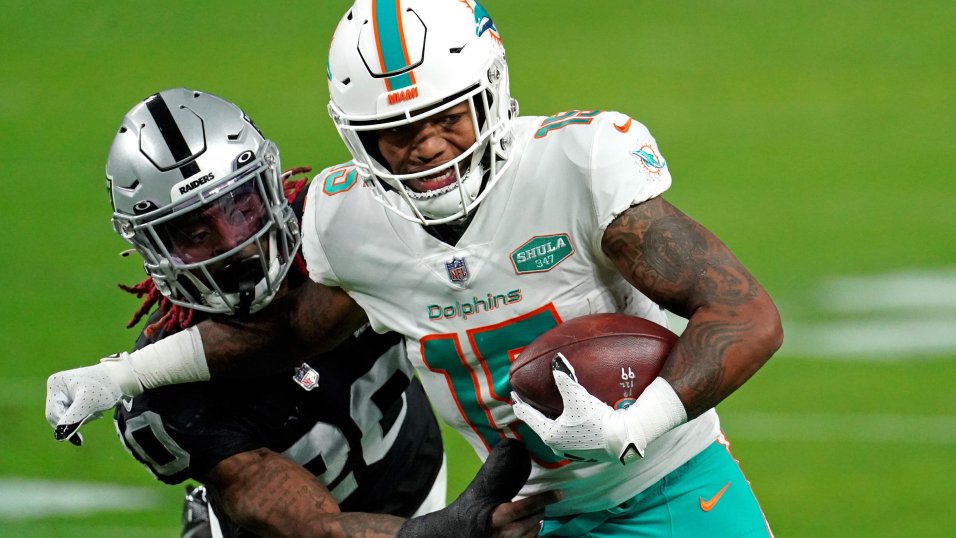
top-left (619, 377), bottom-right (687, 463)
top-left (126, 326), bottom-right (210, 391)
top-left (99, 353), bottom-right (144, 397)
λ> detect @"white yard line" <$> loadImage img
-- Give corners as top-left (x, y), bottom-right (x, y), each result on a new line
top-left (0, 478), bottom-right (159, 519)
top-left (819, 267), bottom-right (956, 313)
top-left (725, 411), bottom-right (956, 445)
top-left (668, 267), bottom-right (956, 361)
top-left (779, 318), bottom-right (956, 360)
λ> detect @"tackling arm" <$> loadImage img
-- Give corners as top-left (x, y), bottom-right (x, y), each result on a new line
top-left (601, 196), bottom-right (783, 419)
top-left (203, 440), bottom-right (558, 538)
top-left (45, 280), bottom-right (367, 443)
top-left (201, 448), bottom-right (406, 538)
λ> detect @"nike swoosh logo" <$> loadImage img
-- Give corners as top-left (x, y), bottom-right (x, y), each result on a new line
top-left (700, 482), bottom-right (730, 512)
top-left (613, 117), bottom-right (632, 133)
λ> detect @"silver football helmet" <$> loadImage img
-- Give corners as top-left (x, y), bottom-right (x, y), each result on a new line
top-left (107, 88), bottom-right (300, 315)
top-left (327, 0), bottom-right (517, 225)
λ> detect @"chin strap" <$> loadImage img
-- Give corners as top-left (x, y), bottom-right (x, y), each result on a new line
top-left (236, 280), bottom-right (255, 317)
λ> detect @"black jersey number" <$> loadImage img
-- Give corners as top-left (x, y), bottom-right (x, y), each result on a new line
top-left (282, 345), bottom-right (412, 502)
top-left (120, 344), bottom-right (412, 501)
top-left (120, 410), bottom-right (191, 478)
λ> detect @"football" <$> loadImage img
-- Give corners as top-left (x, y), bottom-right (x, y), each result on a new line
top-left (509, 313), bottom-right (677, 418)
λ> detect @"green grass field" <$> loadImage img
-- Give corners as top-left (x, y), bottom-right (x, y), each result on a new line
top-left (2, 1), bottom-right (954, 536)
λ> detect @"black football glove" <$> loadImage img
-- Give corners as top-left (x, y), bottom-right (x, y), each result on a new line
top-left (398, 438), bottom-right (531, 538)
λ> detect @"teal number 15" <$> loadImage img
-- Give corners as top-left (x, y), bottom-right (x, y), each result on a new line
top-left (421, 304), bottom-right (570, 468)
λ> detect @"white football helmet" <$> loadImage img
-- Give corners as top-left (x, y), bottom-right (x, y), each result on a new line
top-left (327, 0), bottom-right (518, 225)
top-left (107, 88), bottom-right (300, 316)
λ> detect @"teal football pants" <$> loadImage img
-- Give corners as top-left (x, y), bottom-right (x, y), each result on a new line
top-left (542, 435), bottom-right (772, 537)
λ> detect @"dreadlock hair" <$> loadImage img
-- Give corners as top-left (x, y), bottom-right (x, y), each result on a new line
top-left (120, 167), bottom-right (313, 338)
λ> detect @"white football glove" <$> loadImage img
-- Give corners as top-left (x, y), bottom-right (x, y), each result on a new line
top-left (45, 328), bottom-right (210, 445)
top-left (512, 354), bottom-right (642, 464)
top-left (512, 353), bottom-right (687, 465)
top-left (45, 353), bottom-right (143, 446)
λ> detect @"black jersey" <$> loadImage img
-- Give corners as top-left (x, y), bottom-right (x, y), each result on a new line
top-left (114, 310), bottom-right (444, 519)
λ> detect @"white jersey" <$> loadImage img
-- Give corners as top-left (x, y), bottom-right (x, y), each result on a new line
top-left (302, 110), bottom-right (720, 516)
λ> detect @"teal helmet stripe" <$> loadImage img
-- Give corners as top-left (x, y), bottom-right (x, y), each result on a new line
top-left (374, 0), bottom-right (414, 90)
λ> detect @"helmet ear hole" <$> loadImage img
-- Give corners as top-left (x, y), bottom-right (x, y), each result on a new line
top-left (235, 150), bottom-right (256, 168)
top-left (133, 200), bottom-right (157, 214)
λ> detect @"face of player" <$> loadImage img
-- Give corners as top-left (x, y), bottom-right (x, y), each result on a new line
top-left (376, 102), bottom-right (477, 193)
top-left (161, 182), bottom-right (267, 265)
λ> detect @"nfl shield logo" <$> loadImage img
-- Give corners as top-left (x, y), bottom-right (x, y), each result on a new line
top-left (293, 363), bottom-right (320, 391)
top-left (446, 257), bottom-right (470, 283)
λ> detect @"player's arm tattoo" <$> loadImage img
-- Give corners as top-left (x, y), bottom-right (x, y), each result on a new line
top-left (602, 196), bottom-right (783, 418)
top-left (198, 280), bottom-right (368, 377)
top-left (203, 448), bottom-right (406, 538)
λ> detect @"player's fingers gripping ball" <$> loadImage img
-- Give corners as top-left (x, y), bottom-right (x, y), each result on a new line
top-left (509, 314), bottom-right (687, 464)
top-left (512, 354), bottom-right (631, 463)
top-left (508, 313), bottom-right (674, 417)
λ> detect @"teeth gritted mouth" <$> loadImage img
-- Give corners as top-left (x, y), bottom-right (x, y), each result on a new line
top-left (405, 167), bottom-right (459, 199)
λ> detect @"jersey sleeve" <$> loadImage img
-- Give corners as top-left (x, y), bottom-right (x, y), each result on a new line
top-left (114, 316), bottom-right (272, 484)
top-left (114, 377), bottom-right (271, 485)
top-left (301, 166), bottom-right (343, 288)
top-left (586, 111), bottom-right (673, 248)
top-left (299, 163), bottom-right (396, 333)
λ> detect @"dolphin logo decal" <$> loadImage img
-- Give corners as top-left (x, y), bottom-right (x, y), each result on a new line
top-left (474, 1), bottom-right (497, 37)
top-left (632, 147), bottom-right (666, 170)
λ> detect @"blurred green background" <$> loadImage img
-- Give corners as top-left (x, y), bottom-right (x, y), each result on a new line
top-left (2, 1), bottom-right (954, 536)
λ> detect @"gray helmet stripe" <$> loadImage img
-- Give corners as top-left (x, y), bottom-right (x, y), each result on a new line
top-left (145, 94), bottom-right (201, 179)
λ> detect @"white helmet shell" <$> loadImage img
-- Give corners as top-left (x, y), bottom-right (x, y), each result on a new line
top-left (327, 0), bottom-right (517, 225)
